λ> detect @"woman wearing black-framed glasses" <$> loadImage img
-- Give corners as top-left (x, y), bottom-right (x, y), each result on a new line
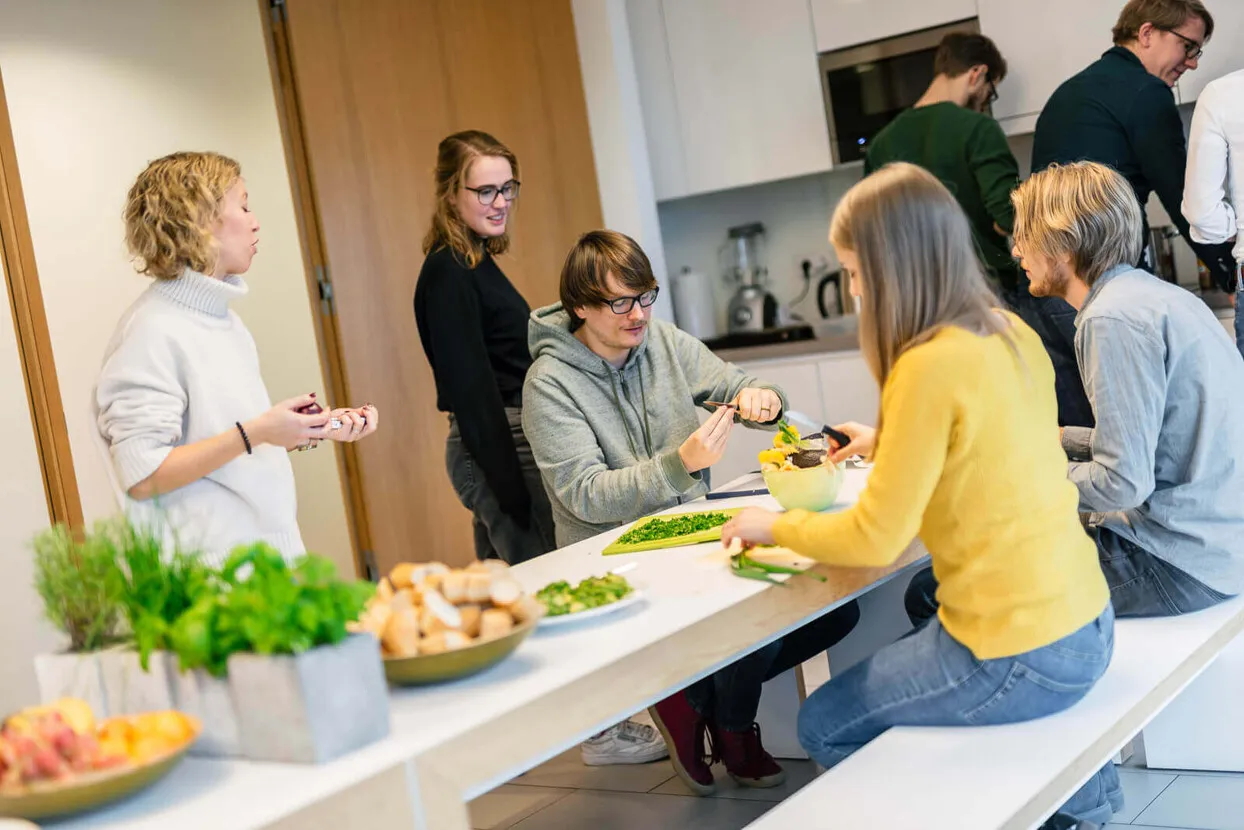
top-left (413, 130), bottom-right (556, 566)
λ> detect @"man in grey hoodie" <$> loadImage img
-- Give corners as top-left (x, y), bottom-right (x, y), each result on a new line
top-left (523, 230), bottom-right (859, 796)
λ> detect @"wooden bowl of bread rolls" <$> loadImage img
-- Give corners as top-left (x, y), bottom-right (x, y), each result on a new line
top-left (350, 559), bottom-right (544, 686)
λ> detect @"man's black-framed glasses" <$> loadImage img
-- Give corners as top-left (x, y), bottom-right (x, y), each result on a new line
top-left (465, 179), bottom-right (521, 205)
top-left (605, 287), bottom-right (660, 314)
top-left (1158, 27), bottom-right (1204, 60)
top-left (986, 79), bottom-right (1000, 105)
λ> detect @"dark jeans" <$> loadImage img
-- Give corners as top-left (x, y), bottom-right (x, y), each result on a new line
top-left (1002, 278), bottom-right (1095, 428)
top-left (446, 408), bottom-right (556, 565)
top-left (1093, 526), bottom-right (1231, 617)
top-left (684, 601), bottom-right (860, 732)
top-left (903, 526), bottom-right (1232, 627)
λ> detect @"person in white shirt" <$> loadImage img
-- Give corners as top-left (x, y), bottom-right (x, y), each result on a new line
top-left (1183, 68), bottom-right (1244, 358)
top-left (96, 151), bottom-right (378, 564)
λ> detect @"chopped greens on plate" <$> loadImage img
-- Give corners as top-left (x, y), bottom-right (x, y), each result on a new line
top-left (730, 547), bottom-right (827, 586)
top-left (614, 511), bottom-right (733, 546)
top-left (536, 574), bottom-right (634, 617)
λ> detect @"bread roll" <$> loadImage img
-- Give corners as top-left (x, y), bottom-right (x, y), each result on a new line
top-left (509, 595), bottom-right (546, 625)
top-left (376, 577), bottom-right (395, 602)
top-left (391, 588), bottom-right (416, 611)
top-left (465, 572), bottom-right (493, 604)
top-left (419, 630), bottom-right (472, 655)
top-left (489, 577), bottom-right (523, 607)
top-left (363, 602), bottom-right (392, 637)
top-left (466, 559), bottom-right (510, 575)
top-left (458, 604), bottom-right (483, 638)
top-left (440, 571), bottom-right (469, 604)
top-left (479, 609), bottom-right (514, 640)
top-left (382, 606), bottom-right (420, 657)
top-left (389, 563), bottom-right (417, 590)
top-left (420, 589), bottom-right (463, 635)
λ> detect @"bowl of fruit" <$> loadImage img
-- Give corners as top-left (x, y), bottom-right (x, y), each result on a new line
top-left (351, 559), bottom-right (545, 686)
top-left (758, 421), bottom-right (845, 512)
top-left (0, 698), bottom-right (199, 820)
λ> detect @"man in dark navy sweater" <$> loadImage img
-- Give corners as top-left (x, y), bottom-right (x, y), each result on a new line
top-left (1028, 0), bottom-right (1235, 427)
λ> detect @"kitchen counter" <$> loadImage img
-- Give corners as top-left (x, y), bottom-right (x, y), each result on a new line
top-left (711, 317), bottom-right (861, 363)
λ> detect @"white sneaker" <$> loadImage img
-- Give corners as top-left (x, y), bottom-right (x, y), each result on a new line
top-left (580, 719), bottom-right (669, 766)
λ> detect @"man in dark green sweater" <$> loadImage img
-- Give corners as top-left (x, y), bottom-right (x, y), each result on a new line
top-left (865, 33), bottom-right (1019, 292)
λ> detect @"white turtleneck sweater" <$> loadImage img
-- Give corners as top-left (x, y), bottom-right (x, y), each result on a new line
top-left (95, 270), bottom-right (305, 565)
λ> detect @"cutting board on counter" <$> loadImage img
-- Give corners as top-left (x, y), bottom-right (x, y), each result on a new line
top-left (602, 508), bottom-right (742, 556)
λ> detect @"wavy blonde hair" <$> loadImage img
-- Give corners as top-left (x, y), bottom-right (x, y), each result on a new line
top-left (421, 131), bottom-right (519, 268)
top-left (1011, 162), bottom-right (1143, 288)
top-left (832, 163), bottom-right (1016, 433)
top-left (124, 151), bottom-right (241, 280)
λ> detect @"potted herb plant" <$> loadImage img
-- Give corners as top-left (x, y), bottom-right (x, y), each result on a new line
top-left (31, 522), bottom-right (126, 714)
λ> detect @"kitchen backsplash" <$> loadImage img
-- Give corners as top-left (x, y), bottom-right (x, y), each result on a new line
top-left (656, 119), bottom-right (1203, 338)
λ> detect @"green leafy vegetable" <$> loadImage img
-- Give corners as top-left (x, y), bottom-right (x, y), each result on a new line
top-left (729, 549), bottom-right (827, 586)
top-left (536, 574), bottom-right (633, 617)
top-left (616, 512), bottom-right (732, 545)
top-left (777, 420), bottom-right (801, 446)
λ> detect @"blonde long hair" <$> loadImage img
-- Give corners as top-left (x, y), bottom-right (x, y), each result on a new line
top-left (421, 130), bottom-right (519, 268)
top-left (123, 151), bottom-right (241, 280)
top-left (832, 163), bottom-right (1016, 425)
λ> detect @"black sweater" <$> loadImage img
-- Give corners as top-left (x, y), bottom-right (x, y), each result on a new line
top-left (1032, 47), bottom-right (1236, 290)
top-left (414, 245), bottom-right (534, 522)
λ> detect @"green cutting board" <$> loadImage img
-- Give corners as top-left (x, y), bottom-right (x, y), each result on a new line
top-left (602, 508), bottom-right (742, 556)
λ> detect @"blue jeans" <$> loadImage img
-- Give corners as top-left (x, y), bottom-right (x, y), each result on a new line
top-left (1093, 526), bottom-right (1231, 617)
top-left (797, 605), bottom-right (1120, 826)
top-left (1235, 286), bottom-right (1244, 361)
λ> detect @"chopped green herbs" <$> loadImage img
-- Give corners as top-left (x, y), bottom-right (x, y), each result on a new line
top-left (777, 420), bottom-right (801, 446)
top-left (536, 574), bottom-right (634, 617)
top-left (615, 512), bottom-right (733, 545)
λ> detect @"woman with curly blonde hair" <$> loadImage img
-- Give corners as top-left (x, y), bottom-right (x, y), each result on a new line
top-left (413, 131), bottom-right (555, 566)
top-left (96, 151), bottom-right (378, 564)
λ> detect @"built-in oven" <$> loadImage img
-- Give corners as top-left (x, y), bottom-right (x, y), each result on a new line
top-left (819, 19), bottom-right (981, 166)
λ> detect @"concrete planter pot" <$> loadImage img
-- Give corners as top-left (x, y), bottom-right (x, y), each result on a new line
top-left (98, 649), bottom-right (177, 715)
top-left (227, 634), bottom-right (390, 763)
top-left (33, 650), bottom-right (109, 714)
top-left (168, 663), bottom-right (242, 758)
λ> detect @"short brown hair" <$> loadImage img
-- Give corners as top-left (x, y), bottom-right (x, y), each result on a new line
top-left (560, 230), bottom-right (657, 329)
top-left (422, 130), bottom-right (520, 268)
top-left (124, 151), bottom-right (241, 280)
top-left (1011, 162), bottom-right (1143, 288)
top-left (934, 33), bottom-right (1008, 83)
top-left (1112, 0), bottom-right (1213, 45)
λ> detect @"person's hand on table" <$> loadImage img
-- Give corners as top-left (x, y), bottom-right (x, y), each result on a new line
top-left (722, 508), bottom-right (780, 547)
top-left (826, 421), bottom-right (876, 464)
top-left (679, 403), bottom-right (735, 473)
top-left (733, 387), bottom-right (782, 423)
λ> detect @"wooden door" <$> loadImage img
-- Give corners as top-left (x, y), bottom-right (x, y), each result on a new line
top-left (270, 0), bottom-right (602, 574)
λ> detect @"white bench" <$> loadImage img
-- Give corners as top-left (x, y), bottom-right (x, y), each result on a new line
top-left (745, 596), bottom-right (1244, 830)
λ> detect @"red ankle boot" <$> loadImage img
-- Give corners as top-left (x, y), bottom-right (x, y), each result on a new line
top-left (649, 692), bottom-right (716, 795)
top-left (718, 723), bottom-right (787, 788)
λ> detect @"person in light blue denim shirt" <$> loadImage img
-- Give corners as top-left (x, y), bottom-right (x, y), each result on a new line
top-left (1013, 161), bottom-right (1244, 616)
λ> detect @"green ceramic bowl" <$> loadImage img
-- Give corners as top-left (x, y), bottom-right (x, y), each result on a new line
top-left (384, 616), bottom-right (539, 686)
top-left (0, 718), bottom-right (199, 820)
top-left (762, 462), bottom-right (846, 512)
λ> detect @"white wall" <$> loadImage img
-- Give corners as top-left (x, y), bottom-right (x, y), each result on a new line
top-left (0, 256), bottom-right (59, 713)
top-left (0, 0), bottom-right (354, 575)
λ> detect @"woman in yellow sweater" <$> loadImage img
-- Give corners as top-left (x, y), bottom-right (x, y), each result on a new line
top-left (722, 163), bottom-right (1118, 826)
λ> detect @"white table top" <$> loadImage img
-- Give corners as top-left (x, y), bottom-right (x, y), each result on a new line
top-left (49, 469), bottom-right (914, 830)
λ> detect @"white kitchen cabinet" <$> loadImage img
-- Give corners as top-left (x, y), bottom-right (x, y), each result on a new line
top-left (658, 0), bottom-right (832, 197)
top-left (818, 352), bottom-right (879, 428)
top-left (1176, 2), bottom-right (1244, 104)
top-left (625, 0), bottom-right (689, 201)
top-left (978, 0), bottom-right (1121, 132)
top-left (810, 0), bottom-right (977, 54)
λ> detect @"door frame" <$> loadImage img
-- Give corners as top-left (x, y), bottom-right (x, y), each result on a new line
top-left (257, 0), bottom-right (376, 579)
top-left (0, 68), bottom-right (82, 529)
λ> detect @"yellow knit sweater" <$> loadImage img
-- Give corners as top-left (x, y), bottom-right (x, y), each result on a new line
top-left (774, 314), bottom-right (1108, 659)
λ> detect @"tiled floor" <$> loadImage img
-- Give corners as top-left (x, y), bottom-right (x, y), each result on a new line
top-left (468, 757), bottom-right (1244, 829)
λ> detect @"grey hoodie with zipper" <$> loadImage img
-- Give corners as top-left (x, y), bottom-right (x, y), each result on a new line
top-left (522, 304), bottom-right (787, 547)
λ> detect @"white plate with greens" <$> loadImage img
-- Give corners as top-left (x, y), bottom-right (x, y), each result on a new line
top-left (535, 571), bottom-right (646, 627)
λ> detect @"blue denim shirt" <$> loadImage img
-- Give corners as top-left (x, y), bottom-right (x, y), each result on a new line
top-left (1062, 265), bottom-right (1244, 594)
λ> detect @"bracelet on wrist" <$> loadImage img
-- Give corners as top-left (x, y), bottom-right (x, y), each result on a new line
top-left (236, 422), bottom-right (253, 455)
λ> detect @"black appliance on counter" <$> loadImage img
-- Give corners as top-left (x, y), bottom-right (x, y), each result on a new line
top-left (702, 324), bottom-right (815, 352)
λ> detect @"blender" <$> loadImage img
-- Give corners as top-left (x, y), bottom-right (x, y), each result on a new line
top-left (723, 222), bottom-right (778, 333)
